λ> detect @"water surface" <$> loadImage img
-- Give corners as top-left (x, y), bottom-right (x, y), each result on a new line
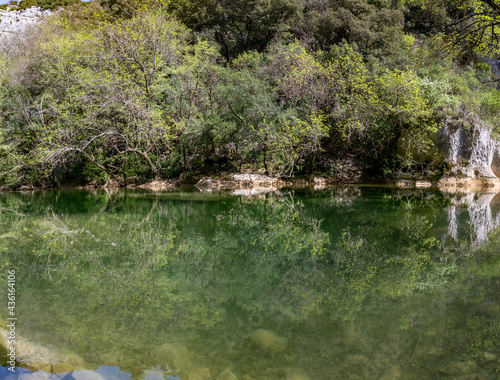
top-left (1, 187), bottom-right (500, 379)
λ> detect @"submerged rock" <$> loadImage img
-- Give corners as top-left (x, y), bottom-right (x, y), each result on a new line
top-left (284, 368), bottom-right (311, 380)
top-left (28, 362), bottom-right (52, 373)
top-left (216, 368), bottom-right (238, 380)
top-left (53, 362), bottom-right (77, 374)
top-left (250, 329), bottom-right (288, 353)
top-left (150, 343), bottom-right (190, 372)
top-left (0, 325), bottom-right (85, 372)
top-left (482, 351), bottom-right (497, 364)
top-left (187, 368), bottom-right (212, 380)
top-left (377, 365), bottom-right (401, 380)
top-left (345, 354), bottom-right (369, 367)
top-left (438, 360), bottom-right (478, 376)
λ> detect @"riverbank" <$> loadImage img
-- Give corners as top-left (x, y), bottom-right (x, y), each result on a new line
top-left (0, 173), bottom-right (500, 195)
top-left (5, 173), bottom-right (500, 193)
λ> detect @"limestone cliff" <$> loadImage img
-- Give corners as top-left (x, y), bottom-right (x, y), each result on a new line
top-left (0, 6), bottom-right (50, 36)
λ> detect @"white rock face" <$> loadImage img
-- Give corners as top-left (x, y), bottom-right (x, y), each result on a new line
top-left (0, 6), bottom-right (51, 35)
top-left (439, 119), bottom-right (500, 179)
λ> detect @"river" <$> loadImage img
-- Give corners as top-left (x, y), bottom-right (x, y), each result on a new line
top-left (0, 187), bottom-right (499, 379)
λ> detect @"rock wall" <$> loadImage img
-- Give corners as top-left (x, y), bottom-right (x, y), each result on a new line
top-left (0, 6), bottom-right (50, 35)
top-left (437, 117), bottom-right (500, 179)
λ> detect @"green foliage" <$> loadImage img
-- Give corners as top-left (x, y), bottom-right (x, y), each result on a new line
top-left (406, 0), bottom-right (500, 57)
top-left (98, 0), bottom-right (170, 19)
top-left (19, 0), bottom-right (81, 10)
top-left (296, 0), bottom-right (405, 58)
top-left (2, 0), bottom-right (500, 184)
top-left (257, 112), bottom-right (329, 175)
top-left (481, 90), bottom-right (500, 124)
top-left (170, 0), bottom-right (302, 62)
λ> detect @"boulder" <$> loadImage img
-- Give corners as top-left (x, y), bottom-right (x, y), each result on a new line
top-left (150, 343), bottom-right (190, 372)
top-left (285, 368), bottom-right (310, 380)
top-left (378, 365), bottom-right (401, 380)
top-left (27, 362), bottom-right (52, 373)
top-left (216, 369), bottom-right (237, 380)
top-left (250, 329), bottom-right (288, 353)
top-left (345, 354), bottom-right (369, 367)
top-left (196, 174), bottom-right (278, 193)
top-left (394, 180), bottom-right (414, 188)
top-left (313, 177), bottom-right (326, 184)
top-left (179, 172), bottom-right (201, 185)
top-left (53, 361), bottom-right (76, 374)
top-left (415, 180), bottom-right (432, 188)
top-left (188, 368), bottom-right (212, 380)
top-left (482, 352), bottom-right (497, 364)
top-left (195, 178), bottom-right (214, 191)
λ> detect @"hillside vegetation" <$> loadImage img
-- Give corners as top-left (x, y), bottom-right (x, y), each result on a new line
top-left (1, 0), bottom-right (500, 187)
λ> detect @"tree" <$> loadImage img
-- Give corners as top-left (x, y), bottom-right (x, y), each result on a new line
top-left (169, 0), bottom-right (302, 62)
top-left (97, 0), bottom-right (170, 19)
top-left (256, 112), bottom-right (328, 175)
top-left (293, 0), bottom-right (405, 57)
top-left (20, 12), bottom-right (188, 184)
top-left (407, 0), bottom-right (500, 56)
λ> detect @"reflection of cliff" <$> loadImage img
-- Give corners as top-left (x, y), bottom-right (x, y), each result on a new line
top-left (446, 191), bottom-right (500, 245)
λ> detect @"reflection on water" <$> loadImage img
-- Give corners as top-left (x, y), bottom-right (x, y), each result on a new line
top-left (446, 191), bottom-right (500, 245)
top-left (1, 187), bottom-right (500, 379)
top-left (0, 365), bottom-right (158, 380)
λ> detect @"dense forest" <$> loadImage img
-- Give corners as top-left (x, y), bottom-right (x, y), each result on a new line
top-left (1, 0), bottom-right (500, 187)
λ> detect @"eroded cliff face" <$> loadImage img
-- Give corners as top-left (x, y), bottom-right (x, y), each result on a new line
top-left (0, 6), bottom-right (50, 35)
top-left (437, 118), bottom-right (500, 179)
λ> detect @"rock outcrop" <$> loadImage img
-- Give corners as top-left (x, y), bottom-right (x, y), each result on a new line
top-left (438, 118), bottom-right (500, 180)
top-left (0, 6), bottom-right (51, 35)
top-left (249, 329), bottom-right (288, 353)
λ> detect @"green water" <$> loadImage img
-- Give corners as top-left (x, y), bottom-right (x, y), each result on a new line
top-left (1, 187), bottom-right (500, 379)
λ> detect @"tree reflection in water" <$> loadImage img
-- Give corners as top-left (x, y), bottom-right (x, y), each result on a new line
top-left (0, 187), bottom-right (500, 379)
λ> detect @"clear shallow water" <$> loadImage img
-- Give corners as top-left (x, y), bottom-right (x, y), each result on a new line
top-left (1, 187), bottom-right (500, 380)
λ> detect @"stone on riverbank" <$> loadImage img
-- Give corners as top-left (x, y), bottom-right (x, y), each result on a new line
top-left (395, 180), bottom-right (414, 188)
top-left (415, 180), bottom-right (432, 188)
